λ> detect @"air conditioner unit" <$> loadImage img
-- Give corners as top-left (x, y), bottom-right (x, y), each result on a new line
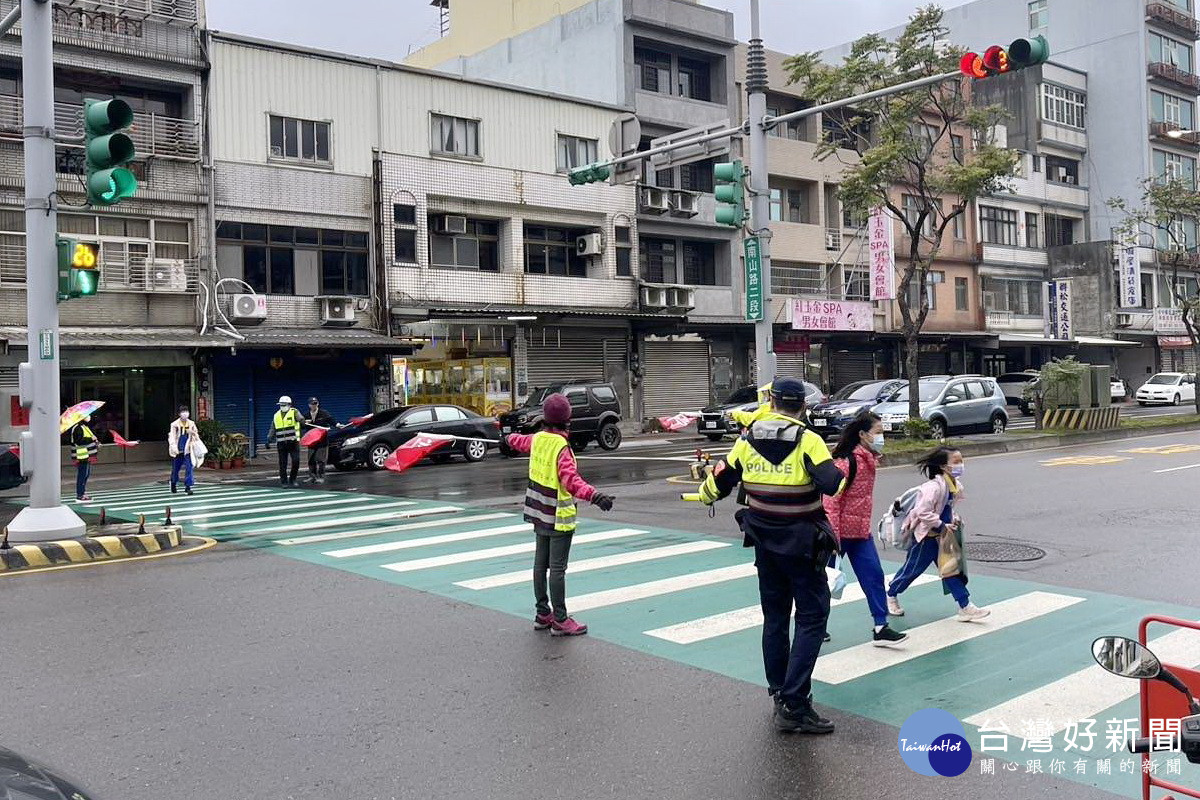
top-left (576, 233), bottom-right (604, 256)
top-left (669, 190), bottom-right (699, 217)
top-left (1115, 312), bottom-right (1134, 328)
top-left (321, 297), bottom-right (357, 327)
top-left (640, 285), bottom-right (668, 309)
top-left (147, 259), bottom-right (189, 292)
top-left (666, 286), bottom-right (695, 310)
top-left (639, 186), bottom-right (669, 214)
top-left (230, 293), bottom-right (267, 325)
top-left (435, 214), bottom-right (468, 235)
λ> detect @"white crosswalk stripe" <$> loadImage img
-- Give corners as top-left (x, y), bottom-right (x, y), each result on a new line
top-left (192, 500), bottom-right (416, 530)
top-left (324, 522), bottom-right (533, 558)
top-left (79, 488), bottom-right (274, 510)
top-left (381, 528), bottom-right (646, 574)
top-left (275, 511), bottom-right (504, 546)
top-left (569, 563), bottom-right (757, 613)
top-left (74, 486), bottom-right (254, 505)
top-left (644, 573), bottom-right (940, 644)
top-left (811, 591), bottom-right (1085, 685)
top-left (456, 540), bottom-right (730, 590)
top-left (170, 495), bottom-right (371, 522)
top-left (245, 505), bottom-right (449, 536)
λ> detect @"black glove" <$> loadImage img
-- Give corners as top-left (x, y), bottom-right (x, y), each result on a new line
top-left (591, 492), bottom-right (615, 512)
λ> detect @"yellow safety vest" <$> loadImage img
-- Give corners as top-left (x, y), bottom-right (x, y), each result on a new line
top-left (730, 402), bottom-right (772, 429)
top-left (523, 431), bottom-right (577, 533)
top-left (273, 408), bottom-right (301, 442)
top-left (73, 423), bottom-right (99, 462)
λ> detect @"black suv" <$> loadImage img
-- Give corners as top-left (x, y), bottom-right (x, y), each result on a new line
top-left (499, 381), bottom-right (623, 450)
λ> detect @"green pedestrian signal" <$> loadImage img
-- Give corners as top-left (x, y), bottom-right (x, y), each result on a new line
top-left (56, 237), bottom-right (100, 300)
top-left (713, 160), bottom-right (747, 228)
top-left (84, 99), bottom-right (138, 206)
top-left (568, 164), bottom-right (612, 185)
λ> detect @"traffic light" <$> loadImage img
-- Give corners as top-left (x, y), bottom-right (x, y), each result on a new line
top-left (568, 164), bottom-right (612, 185)
top-left (84, 99), bottom-right (138, 206)
top-left (713, 160), bottom-right (747, 228)
top-left (56, 237), bottom-right (100, 300)
top-left (960, 35), bottom-right (1050, 79)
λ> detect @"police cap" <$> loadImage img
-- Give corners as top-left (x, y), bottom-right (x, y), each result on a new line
top-left (770, 377), bottom-right (807, 402)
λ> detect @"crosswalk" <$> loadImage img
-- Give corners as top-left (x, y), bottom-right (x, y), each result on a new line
top-left (76, 481), bottom-right (1200, 797)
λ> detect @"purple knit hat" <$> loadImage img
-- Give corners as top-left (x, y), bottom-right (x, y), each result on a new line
top-left (542, 393), bottom-right (572, 427)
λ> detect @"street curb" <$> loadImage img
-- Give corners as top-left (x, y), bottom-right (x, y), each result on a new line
top-left (880, 421), bottom-right (1200, 466)
top-left (0, 526), bottom-right (184, 572)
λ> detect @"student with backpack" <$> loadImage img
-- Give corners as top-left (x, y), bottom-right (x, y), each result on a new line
top-left (886, 446), bottom-right (990, 621)
top-left (824, 412), bottom-right (908, 646)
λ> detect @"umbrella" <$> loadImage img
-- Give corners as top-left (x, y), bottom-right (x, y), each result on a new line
top-left (60, 400), bottom-right (104, 434)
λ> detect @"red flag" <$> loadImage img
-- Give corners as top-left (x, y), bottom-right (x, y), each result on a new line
top-left (300, 427), bottom-right (327, 447)
top-left (383, 434), bottom-right (454, 473)
top-left (111, 431), bottom-right (139, 447)
top-left (348, 414), bottom-right (373, 426)
top-left (657, 412), bottom-right (701, 432)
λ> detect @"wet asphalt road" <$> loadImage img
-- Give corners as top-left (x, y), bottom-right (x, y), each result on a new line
top-left (1, 424), bottom-right (1198, 799)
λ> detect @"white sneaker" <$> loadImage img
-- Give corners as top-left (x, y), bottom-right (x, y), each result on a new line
top-left (887, 596), bottom-right (905, 617)
top-left (957, 603), bottom-right (991, 622)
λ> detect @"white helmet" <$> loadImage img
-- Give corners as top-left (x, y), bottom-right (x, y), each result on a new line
top-left (278, 395), bottom-right (292, 405)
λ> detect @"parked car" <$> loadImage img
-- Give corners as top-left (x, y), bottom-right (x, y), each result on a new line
top-left (1110, 375), bottom-right (1128, 402)
top-left (873, 376), bottom-right (1009, 439)
top-left (697, 382), bottom-right (824, 441)
top-left (1135, 372), bottom-right (1197, 406)
top-left (808, 379), bottom-right (906, 439)
top-left (498, 381), bottom-right (623, 450)
top-left (996, 371), bottom-right (1041, 404)
top-left (328, 404), bottom-right (501, 470)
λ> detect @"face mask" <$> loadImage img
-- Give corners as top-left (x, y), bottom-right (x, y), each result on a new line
top-left (870, 433), bottom-right (885, 452)
top-left (281, 404), bottom-right (290, 411)
top-left (179, 411), bottom-right (189, 420)
top-left (949, 465), bottom-right (965, 479)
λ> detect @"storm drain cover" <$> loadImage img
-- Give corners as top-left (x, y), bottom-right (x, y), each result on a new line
top-left (966, 542), bottom-right (1046, 562)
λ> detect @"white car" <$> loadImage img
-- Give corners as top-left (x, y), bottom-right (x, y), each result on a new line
top-left (1110, 376), bottom-right (1127, 402)
top-left (1135, 372), bottom-right (1197, 406)
top-left (996, 371), bottom-right (1040, 404)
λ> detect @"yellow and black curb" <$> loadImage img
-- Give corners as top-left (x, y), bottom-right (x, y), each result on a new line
top-left (1042, 406), bottom-right (1122, 431)
top-left (0, 526), bottom-right (210, 573)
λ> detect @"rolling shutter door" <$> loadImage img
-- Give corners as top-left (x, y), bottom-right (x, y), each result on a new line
top-left (830, 351), bottom-right (875, 392)
top-left (642, 340), bottom-right (710, 417)
top-left (213, 356), bottom-right (252, 440)
top-left (918, 351), bottom-right (946, 377)
top-left (774, 352), bottom-right (811, 381)
top-left (526, 330), bottom-right (628, 388)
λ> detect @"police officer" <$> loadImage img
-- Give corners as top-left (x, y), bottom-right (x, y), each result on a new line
top-left (302, 397), bottom-right (337, 484)
top-left (699, 377), bottom-right (844, 733)
top-left (267, 395), bottom-right (302, 487)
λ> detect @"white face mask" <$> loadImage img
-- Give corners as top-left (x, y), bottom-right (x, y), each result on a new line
top-left (179, 411), bottom-right (190, 420)
top-left (280, 404), bottom-right (290, 411)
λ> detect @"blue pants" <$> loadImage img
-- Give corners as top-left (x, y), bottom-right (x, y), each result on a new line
top-left (755, 545), bottom-right (830, 707)
top-left (171, 454), bottom-right (194, 490)
top-left (887, 536), bottom-right (970, 608)
top-left (839, 537), bottom-right (889, 626)
top-left (75, 460), bottom-right (90, 499)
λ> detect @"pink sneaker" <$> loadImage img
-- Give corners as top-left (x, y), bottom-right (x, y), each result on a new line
top-left (534, 612), bottom-right (554, 630)
top-left (550, 617), bottom-right (588, 637)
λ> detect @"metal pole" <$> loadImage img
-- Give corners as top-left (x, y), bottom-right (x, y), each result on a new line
top-left (747, 0), bottom-right (774, 386)
top-left (0, 3), bottom-right (21, 38)
top-left (8, 0), bottom-right (87, 541)
top-left (764, 70), bottom-right (961, 129)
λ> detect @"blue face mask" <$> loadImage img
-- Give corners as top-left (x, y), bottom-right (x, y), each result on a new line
top-left (871, 433), bottom-right (886, 452)
top-left (949, 464), bottom-right (965, 479)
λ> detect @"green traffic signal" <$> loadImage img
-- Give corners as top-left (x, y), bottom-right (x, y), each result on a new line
top-left (1007, 35), bottom-right (1050, 68)
top-left (56, 237), bottom-right (100, 300)
top-left (713, 160), bottom-right (747, 228)
top-left (568, 164), bottom-right (612, 185)
top-left (84, 99), bottom-right (138, 206)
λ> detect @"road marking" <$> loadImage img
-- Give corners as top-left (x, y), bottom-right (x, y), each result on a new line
top-left (569, 563), bottom-right (757, 613)
top-left (247, 504), bottom-right (446, 535)
top-left (380, 528), bottom-right (646, 574)
top-left (79, 488), bottom-right (275, 510)
top-left (811, 591), bottom-right (1085, 685)
top-left (170, 495), bottom-right (369, 522)
top-left (1122, 444), bottom-right (1200, 455)
top-left (275, 511), bottom-right (504, 546)
top-left (455, 540), bottom-right (730, 590)
top-left (963, 627), bottom-right (1200, 739)
top-left (192, 501), bottom-right (416, 530)
top-left (73, 486), bottom-right (253, 504)
top-left (324, 522), bottom-right (534, 558)
top-left (108, 491), bottom-right (306, 514)
top-left (1040, 456), bottom-right (1130, 467)
top-left (1155, 463), bottom-right (1200, 474)
top-left (644, 573), bottom-right (940, 644)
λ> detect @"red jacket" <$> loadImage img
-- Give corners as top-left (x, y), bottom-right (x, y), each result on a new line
top-left (822, 445), bottom-right (879, 541)
top-left (503, 432), bottom-right (597, 502)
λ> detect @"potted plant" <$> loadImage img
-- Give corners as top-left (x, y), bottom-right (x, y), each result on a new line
top-left (197, 419), bottom-right (226, 469)
top-left (228, 433), bottom-right (248, 469)
top-left (216, 435), bottom-right (238, 469)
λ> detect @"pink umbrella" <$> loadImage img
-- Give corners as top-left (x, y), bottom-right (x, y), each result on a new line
top-left (59, 400), bottom-right (105, 434)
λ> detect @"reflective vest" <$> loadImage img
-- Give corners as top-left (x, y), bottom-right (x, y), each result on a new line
top-left (523, 431), bottom-right (577, 533)
top-left (730, 402), bottom-right (772, 429)
top-left (719, 414), bottom-right (829, 521)
top-left (273, 408), bottom-right (301, 442)
top-left (73, 423), bottom-right (99, 462)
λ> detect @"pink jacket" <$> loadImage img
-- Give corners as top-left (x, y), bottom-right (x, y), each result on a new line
top-left (903, 475), bottom-right (963, 543)
top-left (503, 432), bottom-right (597, 502)
top-left (823, 445), bottom-right (879, 540)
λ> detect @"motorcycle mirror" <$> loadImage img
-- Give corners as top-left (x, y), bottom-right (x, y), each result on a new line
top-left (1092, 636), bottom-right (1162, 680)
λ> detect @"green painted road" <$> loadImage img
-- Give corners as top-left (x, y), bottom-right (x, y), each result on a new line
top-left (74, 482), bottom-right (1200, 796)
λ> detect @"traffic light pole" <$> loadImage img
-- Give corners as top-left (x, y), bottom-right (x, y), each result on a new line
top-left (8, 0), bottom-right (87, 541)
top-left (746, 0), bottom-right (773, 386)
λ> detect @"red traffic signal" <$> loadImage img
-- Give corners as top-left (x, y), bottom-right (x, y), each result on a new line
top-left (960, 36), bottom-right (1050, 79)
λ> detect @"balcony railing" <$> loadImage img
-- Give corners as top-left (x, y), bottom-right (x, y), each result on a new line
top-left (0, 243), bottom-right (200, 293)
top-left (1148, 61), bottom-right (1200, 92)
top-left (52, 0), bottom-right (198, 25)
top-left (772, 264), bottom-right (828, 297)
top-left (1157, 248), bottom-right (1200, 268)
top-left (0, 94), bottom-right (199, 159)
top-left (1150, 120), bottom-right (1200, 146)
top-left (1147, 2), bottom-right (1200, 39)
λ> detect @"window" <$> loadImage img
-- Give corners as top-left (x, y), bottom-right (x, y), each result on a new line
top-left (983, 277), bottom-right (1043, 316)
top-left (615, 226), bottom-right (633, 278)
top-left (430, 114), bottom-right (480, 158)
top-left (906, 123), bottom-right (939, 158)
top-left (565, 389), bottom-right (588, 407)
top-left (1045, 155), bottom-right (1080, 185)
top-left (1031, 154), bottom-right (1042, 173)
top-left (843, 267), bottom-right (870, 301)
top-left (980, 206), bottom-right (1018, 245)
top-left (640, 238), bottom-right (719, 286)
top-left (435, 406), bottom-right (468, 421)
top-left (842, 207), bottom-right (867, 229)
top-left (393, 204), bottom-right (417, 263)
top-left (1025, 212), bottom-right (1040, 248)
top-left (591, 386), bottom-right (617, 404)
top-left (320, 229), bottom-right (370, 296)
top-left (953, 212), bottom-right (965, 240)
top-left (677, 57), bottom-right (712, 102)
top-left (635, 45), bottom-right (714, 102)
top-left (1028, 0), bottom-right (1047, 33)
top-left (681, 241), bottom-right (716, 285)
top-left (902, 195), bottom-right (935, 236)
top-left (1045, 214), bottom-right (1077, 247)
top-left (770, 189), bottom-right (783, 222)
top-left (268, 115), bottom-right (331, 165)
top-left (635, 47), bottom-right (672, 94)
top-left (1154, 149), bottom-right (1198, 188)
top-left (787, 189), bottom-right (805, 223)
top-left (640, 237), bottom-right (676, 283)
top-left (1157, 215), bottom-right (1199, 250)
top-left (766, 105), bottom-right (805, 140)
top-left (951, 133), bottom-right (965, 162)
top-left (557, 135), bottom-right (598, 171)
top-left (429, 217), bottom-right (499, 271)
top-left (679, 160), bottom-right (715, 193)
top-left (524, 225), bottom-right (589, 277)
top-left (906, 273), bottom-right (938, 310)
top-left (1040, 84), bottom-right (1086, 129)
top-left (1152, 91), bottom-right (1196, 129)
top-left (955, 277), bottom-right (969, 311)
top-left (1151, 33), bottom-right (1193, 72)
top-left (403, 408), bottom-right (435, 426)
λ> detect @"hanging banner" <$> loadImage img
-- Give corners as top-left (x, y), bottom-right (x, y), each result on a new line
top-left (868, 206), bottom-right (895, 301)
top-left (1119, 245), bottom-right (1141, 309)
top-left (791, 299), bottom-right (873, 332)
